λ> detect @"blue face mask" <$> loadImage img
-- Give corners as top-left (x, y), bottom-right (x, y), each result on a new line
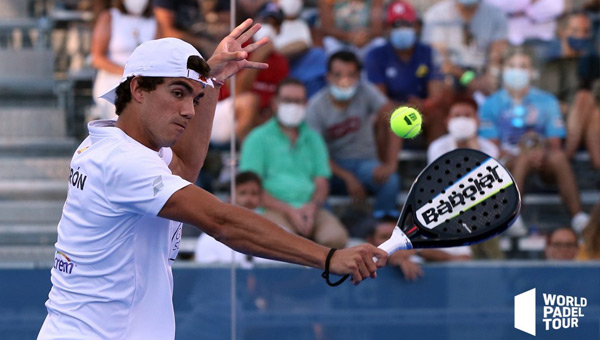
top-left (390, 28), bottom-right (416, 50)
top-left (456, 0), bottom-right (480, 6)
top-left (329, 84), bottom-right (358, 101)
top-left (567, 36), bottom-right (590, 52)
top-left (503, 68), bottom-right (530, 91)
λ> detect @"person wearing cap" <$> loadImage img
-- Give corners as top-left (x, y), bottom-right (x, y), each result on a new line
top-left (365, 0), bottom-right (447, 144)
top-left (37, 20), bottom-right (387, 340)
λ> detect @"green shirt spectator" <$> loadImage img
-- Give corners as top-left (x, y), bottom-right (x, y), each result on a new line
top-left (240, 118), bottom-right (331, 208)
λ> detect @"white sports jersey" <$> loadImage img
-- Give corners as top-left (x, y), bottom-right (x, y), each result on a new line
top-left (38, 120), bottom-right (191, 340)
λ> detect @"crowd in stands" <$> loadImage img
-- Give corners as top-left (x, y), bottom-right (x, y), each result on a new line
top-left (85, 0), bottom-right (600, 272)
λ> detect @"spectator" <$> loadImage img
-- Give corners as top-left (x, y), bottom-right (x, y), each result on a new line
top-left (539, 12), bottom-right (600, 170)
top-left (578, 201), bottom-right (600, 260)
top-left (195, 171), bottom-right (281, 266)
top-left (90, 0), bottom-right (156, 120)
top-left (545, 227), bottom-right (579, 260)
top-left (318, 0), bottom-right (386, 59)
top-left (240, 78), bottom-right (349, 249)
top-left (306, 51), bottom-right (401, 219)
top-left (276, 0), bottom-right (328, 98)
top-left (366, 0), bottom-right (448, 143)
top-left (479, 48), bottom-right (589, 233)
top-left (365, 217), bottom-right (423, 281)
top-left (422, 0), bottom-right (509, 94)
top-left (210, 3), bottom-right (290, 144)
top-left (427, 96), bottom-right (507, 256)
top-left (153, 0), bottom-right (229, 56)
top-left (485, 0), bottom-right (565, 47)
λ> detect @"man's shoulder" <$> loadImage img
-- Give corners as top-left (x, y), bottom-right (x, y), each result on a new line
top-left (308, 88), bottom-right (332, 109)
top-left (528, 87), bottom-right (558, 102)
top-left (244, 119), bottom-right (278, 142)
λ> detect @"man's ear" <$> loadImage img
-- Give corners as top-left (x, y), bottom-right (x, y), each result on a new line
top-left (129, 77), bottom-right (144, 103)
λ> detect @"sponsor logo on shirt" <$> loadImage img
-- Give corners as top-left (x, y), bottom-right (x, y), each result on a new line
top-left (326, 116), bottom-right (361, 140)
top-left (416, 64), bottom-right (429, 78)
top-left (69, 167), bottom-right (87, 191)
top-left (54, 251), bottom-right (75, 274)
top-left (153, 176), bottom-right (164, 196)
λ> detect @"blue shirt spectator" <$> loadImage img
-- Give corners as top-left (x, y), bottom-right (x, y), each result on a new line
top-left (366, 42), bottom-right (441, 103)
top-left (479, 87), bottom-right (565, 155)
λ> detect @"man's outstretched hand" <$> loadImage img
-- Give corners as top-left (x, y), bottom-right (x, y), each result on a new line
top-left (207, 19), bottom-right (269, 83)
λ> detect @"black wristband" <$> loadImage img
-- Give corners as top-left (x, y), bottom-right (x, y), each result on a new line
top-left (321, 248), bottom-right (349, 287)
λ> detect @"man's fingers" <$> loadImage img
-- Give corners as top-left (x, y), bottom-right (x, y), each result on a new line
top-left (242, 60), bottom-right (269, 70)
top-left (228, 18), bottom-right (253, 40)
top-left (243, 37), bottom-right (269, 53)
top-left (237, 22), bottom-right (262, 44)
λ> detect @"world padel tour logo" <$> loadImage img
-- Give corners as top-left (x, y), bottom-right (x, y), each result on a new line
top-left (514, 288), bottom-right (587, 336)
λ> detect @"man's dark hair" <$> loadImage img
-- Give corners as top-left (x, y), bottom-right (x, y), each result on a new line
top-left (327, 50), bottom-right (362, 73)
top-left (275, 77), bottom-right (306, 97)
top-left (449, 95), bottom-right (479, 113)
top-left (235, 171), bottom-right (262, 189)
top-left (114, 55), bottom-right (211, 115)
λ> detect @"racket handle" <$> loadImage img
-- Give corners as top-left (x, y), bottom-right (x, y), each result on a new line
top-left (373, 227), bottom-right (413, 262)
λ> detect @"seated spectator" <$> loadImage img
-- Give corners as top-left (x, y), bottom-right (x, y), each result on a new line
top-left (485, 0), bottom-right (564, 48)
top-left (318, 0), bottom-right (386, 59)
top-left (578, 201), bottom-right (600, 260)
top-left (539, 11), bottom-right (600, 170)
top-left (422, 0), bottom-right (509, 94)
top-left (366, 0), bottom-right (448, 144)
top-left (275, 0), bottom-right (328, 98)
top-left (306, 51), bottom-right (401, 219)
top-left (90, 0), bottom-right (156, 120)
top-left (195, 171), bottom-right (281, 266)
top-left (210, 3), bottom-right (290, 144)
top-left (240, 78), bottom-right (349, 249)
top-left (365, 217), bottom-right (423, 281)
top-left (545, 227), bottom-right (579, 260)
top-left (479, 48), bottom-right (589, 233)
top-left (427, 96), bottom-right (507, 256)
top-left (153, 0), bottom-right (229, 56)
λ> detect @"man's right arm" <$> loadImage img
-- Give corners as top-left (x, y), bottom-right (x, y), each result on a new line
top-left (159, 185), bottom-right (387, 284)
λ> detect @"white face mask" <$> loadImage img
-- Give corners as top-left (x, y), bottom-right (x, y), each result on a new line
top-left (123, 0), bottom-right (148, 16)
top-left (277, 103), bottom-right (306, 127)
top-left (280, 0), bottom-right (303, 18)
top-left (448, 116), bottom-right (478, 141)
top-left (254, 24), bottom-right (276, 41)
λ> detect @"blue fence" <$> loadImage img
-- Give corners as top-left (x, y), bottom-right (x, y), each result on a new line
top-left (1, 262), bottom-right (599, 340)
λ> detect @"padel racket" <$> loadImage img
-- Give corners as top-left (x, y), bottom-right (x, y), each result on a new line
top-left (378, 148), bottom-right (521, 256)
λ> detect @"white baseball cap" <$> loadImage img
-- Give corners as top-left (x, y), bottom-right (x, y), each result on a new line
top-left (101, 38), bottom-right (214, 104)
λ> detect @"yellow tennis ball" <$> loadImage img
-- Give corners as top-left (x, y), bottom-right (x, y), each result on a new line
top-left (390, 106), bottom-right (422, 139)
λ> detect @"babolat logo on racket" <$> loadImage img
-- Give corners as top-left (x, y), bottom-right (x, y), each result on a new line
top-left (416, 158), bottom-right (514, 230)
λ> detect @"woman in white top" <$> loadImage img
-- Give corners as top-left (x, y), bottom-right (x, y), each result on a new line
top-left (90, 0), bottom-right (156, 120)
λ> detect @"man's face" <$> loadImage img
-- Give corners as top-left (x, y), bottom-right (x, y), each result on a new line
top-left (564, 15), bottom-right (591, 40)
top-left (545, 229), bottom-right (579, 260)
top-left (326, 59), bottom-right (360, 89)
top-left (234, 181), bottom-right (262, 210)
top-left (137, 77), bottom-right (204, 150)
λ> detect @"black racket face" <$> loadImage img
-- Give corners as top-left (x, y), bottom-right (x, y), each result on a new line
top-left (400, 148), bottom-right (521, 248)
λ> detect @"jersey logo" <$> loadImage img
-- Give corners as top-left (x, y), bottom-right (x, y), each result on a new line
top-left (153, 176), bottom-right (164, 196)
top-left (416, 64), bottom-right (429, 78)
top-left (76, 145), bottom-right (90, 154)
top-left (54, 251), bottom-right (75, 274)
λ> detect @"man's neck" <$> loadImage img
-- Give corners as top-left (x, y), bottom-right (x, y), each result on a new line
top-left (115, 111), bottom-right (159, 151)
top-left (329, 94), bottom-right (351, 109)
top-left (279, 123), bottom-right (300, 144)
top-left (395, 46), bottom-right (415, 62)
top-left (456, 4), bottom-right (477, 21)
top-left (507, 87), bottom-right (530, 104)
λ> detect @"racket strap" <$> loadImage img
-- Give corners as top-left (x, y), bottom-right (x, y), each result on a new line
top-left (321, 248), bottom-right (349, 287)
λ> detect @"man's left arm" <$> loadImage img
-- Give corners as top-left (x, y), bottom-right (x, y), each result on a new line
top-left (169, 19), bottom-right (268, 181)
